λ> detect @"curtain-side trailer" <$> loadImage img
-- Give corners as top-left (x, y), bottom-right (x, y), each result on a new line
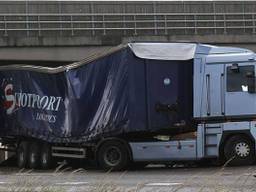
top-left (0, 43), bottom-right (256, 170)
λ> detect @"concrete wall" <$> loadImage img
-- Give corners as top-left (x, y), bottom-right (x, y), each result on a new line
top-left (0, 1), bottom-right (256, 62)
top-left (0, 1), bottom-right (255, 46)
top-left (0, 42), bottom-right (256, 65)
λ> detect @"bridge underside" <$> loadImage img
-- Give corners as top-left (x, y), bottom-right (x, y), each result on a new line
top-left (1, 1), bottom-right (256, 65)
top-left (0, 35), bottom-right (256, 65)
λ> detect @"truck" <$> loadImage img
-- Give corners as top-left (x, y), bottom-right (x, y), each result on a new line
top-left (0, 42), bottom-right (256, 170)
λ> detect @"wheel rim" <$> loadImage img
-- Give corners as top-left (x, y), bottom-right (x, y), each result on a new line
top-left (103, 146), bottom-right (121, 167)
top-left (235, 142), bottom-right (250, 158)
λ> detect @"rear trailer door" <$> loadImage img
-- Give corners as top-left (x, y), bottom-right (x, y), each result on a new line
top-left (145, 59), bottom-right (193, 131)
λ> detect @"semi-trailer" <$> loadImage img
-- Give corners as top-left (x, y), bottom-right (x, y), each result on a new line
top-left (0, 43), bottom-right (256, 170)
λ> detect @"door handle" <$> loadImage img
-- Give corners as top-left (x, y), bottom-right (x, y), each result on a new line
top-left (206, 74), bottom-right (210, 116)
top-left (220, 73), bottom-right (225, 115)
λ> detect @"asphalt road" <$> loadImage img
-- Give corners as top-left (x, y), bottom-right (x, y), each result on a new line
top-left (0, 160), bottom-right (255, 192)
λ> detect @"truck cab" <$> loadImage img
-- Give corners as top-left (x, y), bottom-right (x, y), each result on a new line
top-left (128, 44), bottom-right (256, 170)
top-left (194, 44), bottom-right (256, 120)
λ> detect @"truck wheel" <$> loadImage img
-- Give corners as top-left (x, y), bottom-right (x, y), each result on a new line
top-left (224, 135), bottom-right (255, 166)
top-left (17, 141), bottom-right (28, 168)
top-left (97, 141), bottom-right (129, 171)
top-left (28, 142), bottom-right (40, 169)
top-left (40, 144), bottom-right (53, 169)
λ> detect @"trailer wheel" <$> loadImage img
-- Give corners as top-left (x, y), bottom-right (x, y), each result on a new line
top-left (40, 144), bottom-right (53, 169)
top-left (17, 141), bottom-right (28, 168)
top-left (97, 140), bottom-right (129, 171)
top-left (28, 142), bottom-right (40, 169)
top-left (224, 135), bottom-right (255, 166)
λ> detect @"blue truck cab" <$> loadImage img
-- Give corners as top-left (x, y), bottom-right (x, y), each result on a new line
top-left (130, 43), bottom-right (256, 167)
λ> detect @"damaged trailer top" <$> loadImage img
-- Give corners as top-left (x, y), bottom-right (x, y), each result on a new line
top-left (0, 43), bottom-right (208, 143)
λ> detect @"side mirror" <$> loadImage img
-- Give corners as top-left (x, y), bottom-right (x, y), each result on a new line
top-left (246, 71), bottom-right (256, 93)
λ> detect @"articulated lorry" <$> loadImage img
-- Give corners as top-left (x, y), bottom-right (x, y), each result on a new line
top-left (0, 43), bottom-right (256, 170)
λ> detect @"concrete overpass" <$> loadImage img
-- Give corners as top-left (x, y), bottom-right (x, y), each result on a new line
top-left (0, 37), bottom-right (256, 65)
top-left (0, 1), bottom-right (256, 65)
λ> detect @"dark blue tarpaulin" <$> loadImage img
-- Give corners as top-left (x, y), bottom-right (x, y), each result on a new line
top-left (0, 45), bottom-right (193, 143)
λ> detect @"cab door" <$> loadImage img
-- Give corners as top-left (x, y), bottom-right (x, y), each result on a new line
top-left (225, 63), bottom-right (256, 117)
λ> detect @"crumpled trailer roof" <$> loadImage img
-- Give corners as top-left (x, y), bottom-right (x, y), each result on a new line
top-left (0, 43), bottom-right (252, 73)
top-left (0, 43), bottom-right (252, 143)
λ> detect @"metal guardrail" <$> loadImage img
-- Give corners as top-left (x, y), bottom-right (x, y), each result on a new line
top-left (0, 12), bottom-right (255, 36)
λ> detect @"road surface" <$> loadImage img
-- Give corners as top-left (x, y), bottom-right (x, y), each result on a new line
top-left (0, 160), bottom-right (255, 192)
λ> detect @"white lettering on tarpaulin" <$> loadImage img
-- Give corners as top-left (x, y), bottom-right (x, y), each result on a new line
top-left (36, 113), bottom-right (57, 123)
top-left (2, 80), bottom-right (63, 115)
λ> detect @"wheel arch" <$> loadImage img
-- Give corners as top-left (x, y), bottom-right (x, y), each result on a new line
top-left (95, 137), bottom-right (133, 162)
top-left (219, 130), bottom-right (255, 161)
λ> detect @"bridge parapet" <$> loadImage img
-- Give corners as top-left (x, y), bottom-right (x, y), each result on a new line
top-left (0, 12), bottom-right (256, 38)
top-left (0, 1), bottom-right (256, 47)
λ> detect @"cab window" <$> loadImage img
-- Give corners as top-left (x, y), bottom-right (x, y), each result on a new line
top-left (226, 65), bottom-right (254, 92)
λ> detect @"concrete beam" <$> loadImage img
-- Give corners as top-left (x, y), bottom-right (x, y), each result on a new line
top-left (0, 44), bottom-right (256, 65)
top-left (1, 35), bottom-right (256, 47)
top-left (0, 37), bottom-right (256, 64)
top-left (0, 46), bottom-right (113, 63)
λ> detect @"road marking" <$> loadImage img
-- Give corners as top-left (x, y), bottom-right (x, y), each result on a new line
top-left (221, 172), bottom-right (233, 176)
top-left (55, 181), bottom-right (89, 185)
top-left (146, 182), bottom-right (183, 186)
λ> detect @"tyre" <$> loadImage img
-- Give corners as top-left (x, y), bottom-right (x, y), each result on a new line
top-left (28, 142), bottom-right (40, 169)
top-left (40, 144), bottom-right (53, 169)
top-left (224, 135), bottom-right (255, 166)
top-left (17, 141), bottom-right (28, 168)
top-left (97, 140), bottom-right (130, 171)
